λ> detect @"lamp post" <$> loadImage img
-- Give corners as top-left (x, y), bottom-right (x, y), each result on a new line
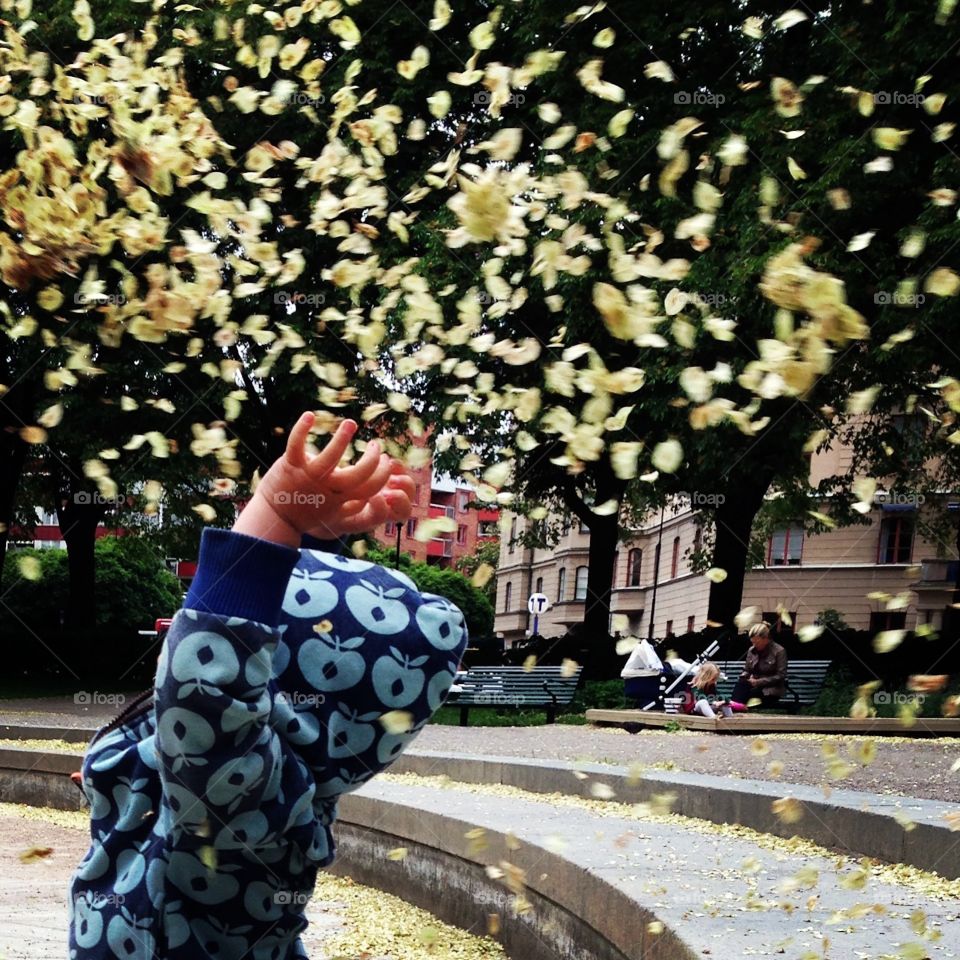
top-left (646, 503), bottom-right (665, 641)
top-left (395, 522), bottom-right (402, 568)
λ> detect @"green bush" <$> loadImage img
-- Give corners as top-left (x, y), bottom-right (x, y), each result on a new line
top-left (1, 536), bottom-right (182, 682)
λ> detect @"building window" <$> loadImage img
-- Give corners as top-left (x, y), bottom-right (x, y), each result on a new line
top-left (509, 516), bottom-right (518, 553)
top-left (768, 524), bottom-right (803, 566)
top-left (574, 566), bottom-right (588, 601)
top-left (406, 518), bottom-right (417, 538)
top-left (878, 515), bottom-right (913, 564)
top-left (457, 491), bottom-right (469, 513)
top-left (385, 520), bottom-right (396, 536)
top-left (535, 576), bottom-right (543, 595)
top-left (478, 519), bottom-right (498, 537)
top-left (561, 516), bottom-right (572, 536)
top-left (457, 524), bottom-right (467, 545)
top-left (578, 518), bottom-right (590, 534)
top-left (670, 537), bottom-right (680, 578)
top-left (687, 615), bottom-right (695, 634)
top-left (505, 581), bottom-right (513, 612)
top-left (665, 619), bottom-right (674, 637)
top-left (627, 548), bottom-right (642, 587)
top-left (693, 525), bottom-right (702, 556)
top-left (557, 567), bottom-right (566, 602)
top-left (414, 484), bottom-right (422, 504)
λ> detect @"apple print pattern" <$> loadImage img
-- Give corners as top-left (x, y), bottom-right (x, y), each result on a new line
top-left (69, 530), bottom-right (468, 959)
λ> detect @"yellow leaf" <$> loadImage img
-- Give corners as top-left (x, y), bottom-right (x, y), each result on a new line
top-left (380, 710), bottom-right (413, 734)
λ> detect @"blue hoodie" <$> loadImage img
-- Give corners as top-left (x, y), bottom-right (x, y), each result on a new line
top-left (68, 528), bottom-right (469, 959)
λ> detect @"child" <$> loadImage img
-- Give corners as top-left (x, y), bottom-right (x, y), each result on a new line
top-left (683, 662), bottom-right (737, 718)
top-left (68, 412), bottom-right (469, 959)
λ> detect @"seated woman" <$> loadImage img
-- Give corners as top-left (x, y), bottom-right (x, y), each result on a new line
top-left (729, 621), bottom-right (787, 710)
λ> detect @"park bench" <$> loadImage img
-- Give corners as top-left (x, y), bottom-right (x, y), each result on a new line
top-left (446, 665), bottom-right (583, 726)
top-left (715, 658), bottom-right (832, 713)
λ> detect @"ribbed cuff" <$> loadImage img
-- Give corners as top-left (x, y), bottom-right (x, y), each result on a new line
top-left (185, 528), bottom-right (299, 626)
top-left (301, 533), bottom-right (348, 554)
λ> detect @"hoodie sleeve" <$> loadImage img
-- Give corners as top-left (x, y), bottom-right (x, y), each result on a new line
top-left (153, 527), bottom-right (299, 849)
top-left (280, 554), bottom-right (469, 799)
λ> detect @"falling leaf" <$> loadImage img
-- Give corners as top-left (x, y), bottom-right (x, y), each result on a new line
top-left (19, 846), bottom-right (53, 863)
top-left (18, 556), bottom-right (41, 581)
top-left (772, 797), bottom-right (804, 823)
top-left (380, 711), bottom-right (414, 734)
top-left (873, 630), bottom-right (906, 653)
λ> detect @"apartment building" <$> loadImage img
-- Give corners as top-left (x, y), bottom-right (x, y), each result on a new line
top-left (377, 469), bottom-right (500, 567)
top-left (494, 444), bottom-right (958, 643)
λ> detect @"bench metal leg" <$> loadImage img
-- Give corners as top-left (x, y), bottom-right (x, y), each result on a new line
top-left (545, 706), bottom-right (556, 724)
top-left (460, 705), bottom-right (469, 727)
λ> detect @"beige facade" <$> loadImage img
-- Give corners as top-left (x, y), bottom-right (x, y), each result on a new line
top-left (494, 445), bottom-right (958, 643)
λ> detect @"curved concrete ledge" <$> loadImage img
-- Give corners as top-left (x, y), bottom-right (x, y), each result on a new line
top-left (390, 751), bottom-right (960, 881)
top-left (333, 793), bottom-right (692, 960)
top-left (3, 744), bottom-right (960, 883)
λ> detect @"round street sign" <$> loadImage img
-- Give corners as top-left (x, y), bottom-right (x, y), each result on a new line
top-left (528, 593), bottom-right (550, 615)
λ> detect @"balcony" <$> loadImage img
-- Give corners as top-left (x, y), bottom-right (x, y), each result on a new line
top-left (426, 537), bottom-right (454, 558)
top-left (429, 504), bottom-right (456, 520)
top-left (913, 559), bottom-right (960, 589)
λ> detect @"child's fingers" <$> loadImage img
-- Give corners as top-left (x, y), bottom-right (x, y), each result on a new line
top-left (284, 411), bottom-right (316, 468)
top-left (307, 418), bottom-right (357, 479)
top-left (324, 439), bottom-right (382, 492)
top-left (385, 470), bottom-right (415, 501)
top-left (334, 495), bottom-right (391, 534)
top-left (383, 490), bottom-right (412, 521)
top-left (347, 454), bottom-right (394, 503)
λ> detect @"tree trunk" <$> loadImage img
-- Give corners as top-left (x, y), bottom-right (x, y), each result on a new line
top-left (706, 469), bottom-right (775, 632)
top-left (563, 460), bottom-right (627, 648)
top-left (583, 509), bottom-right (620, 640)
top-left (0, 429), bottom-right (27, 592)
top-left (56, 492), bottom-right (106, 631)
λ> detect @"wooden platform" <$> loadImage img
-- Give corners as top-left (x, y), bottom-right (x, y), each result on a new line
top-left (585, 709), bottom-right (960, 736)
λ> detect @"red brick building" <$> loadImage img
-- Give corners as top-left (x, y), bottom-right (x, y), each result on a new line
top-left (377, 466), bottom-right (500, 568)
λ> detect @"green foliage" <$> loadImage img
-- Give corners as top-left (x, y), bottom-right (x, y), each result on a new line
top-left (1, 536), bottom-right (181, 639)
top-left (817, 608), bottom-right (851, 632)
top-left (454, 538), bottom-right (500, 604)
top-left (364, 543), bottom-right (494, 640)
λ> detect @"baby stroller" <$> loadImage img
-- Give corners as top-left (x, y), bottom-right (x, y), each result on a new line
top-left (621, 638), bottom-right (720, 712)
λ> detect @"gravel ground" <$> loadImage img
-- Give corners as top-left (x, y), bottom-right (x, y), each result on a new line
top-left (413, 725), bottom-right (960, 803)
top-left (3, 695), bottom-right (959, 803)
top-left (0, 804), bottom-right (504, 960)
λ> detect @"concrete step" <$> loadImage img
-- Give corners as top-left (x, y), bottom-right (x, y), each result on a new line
top-left (339, 776), bottom-right (960, 960)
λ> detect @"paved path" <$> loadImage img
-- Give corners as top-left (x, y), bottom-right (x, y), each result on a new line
top-left (3, 695), bottom-right (960, 801)
top-left (356, 775), bottom-right (960, 959)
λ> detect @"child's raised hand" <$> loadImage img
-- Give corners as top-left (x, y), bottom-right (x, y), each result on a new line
top-left (234, 411), bottom-right (413, 547)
